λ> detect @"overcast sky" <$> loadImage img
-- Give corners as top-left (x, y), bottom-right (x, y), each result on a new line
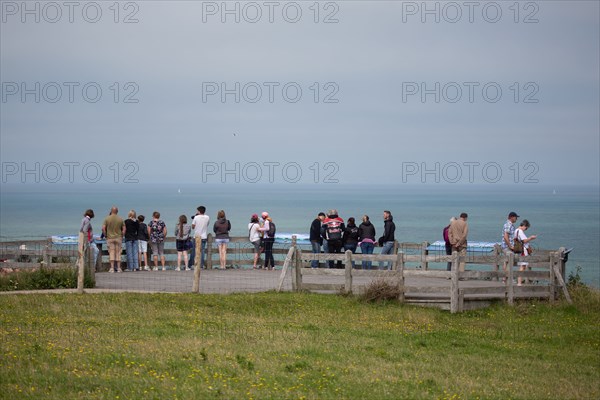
top-left (1, 1), bottom-right (599, 186)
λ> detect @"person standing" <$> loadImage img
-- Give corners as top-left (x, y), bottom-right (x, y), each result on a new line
top-left (124, 210), bottom-right (139, 271)
top-left (258, 212), bottom-right (276, 270)
top-left (79, 209), bottom-right (99, 266)
top-left (501, 211), bottom-right (520, 282)
top-left (102, 206), bottom-right (125, 273)
top-left (148, 211), bottom-right (167, 271)
top-left (137, 215), bottom-right (150, 271)
top-left (378, 210), bottom-right (396, 270)
top-left (342, 217), bottom-right (359, 267)
top-left (174, 215), bottom-right (191, 271)
top-left (449, 213), bottom-right (468, 272)
top-left (502, 211), bottom-right (520, 253)
top-left (443, 217), bottom-right (457, 271)
top-left (248, 214), bottom-right (262, 269)
top-left (213, 210), bottom-right (231, 270)
top-left (358, 215), bottom-right (376, 270)
top-left (309, 212), bottom-right (326, 268)
top-left (321, 209), bottom-right (345, 269)
top-left (192, 206), bottom-right (210, 269)
top-left (514, 219), bottom-right (537, 286)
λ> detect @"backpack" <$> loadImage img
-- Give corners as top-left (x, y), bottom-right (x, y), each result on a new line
top-left (325, 220), bottom-right (342, 240)
top-left (267, 221), bottom-right (276, 237)
top-left (443, 226), bottom-right (450, 244)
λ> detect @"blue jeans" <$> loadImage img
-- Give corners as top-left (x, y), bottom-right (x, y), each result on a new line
top-left (188, 238), bottom-right (195, 268)
top-left (310, 240), bottom-right (321, 268)
top-left (344, 243), bottom-right (357, 267)
top-left (379, 241), bottom-right (394, 270)
top-left (263, 238), bottom-right (275, 269)
top-left (125, 240), bottom-right (139, 271)
top-left (360, 242), bottom-right (375, 269)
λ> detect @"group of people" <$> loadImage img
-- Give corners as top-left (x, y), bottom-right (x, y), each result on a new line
top-left (78, 206), bottom-right (279, 272)
top-left (79, 206), bottom-right (537, 278)
top-left (441, 211), bottom-right (537, 285)
top-left (309, 210), bottom-right (396, 269)
top-left (79, 206), bottom-right (209, 272)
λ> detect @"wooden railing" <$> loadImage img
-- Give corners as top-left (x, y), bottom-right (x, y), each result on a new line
top-left (277, 244), bottom-right (571, 313)
top-left (1, 237), bottom-right (571, 312)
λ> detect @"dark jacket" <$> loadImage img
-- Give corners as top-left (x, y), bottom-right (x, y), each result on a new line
top-left (310, 218), bottom-right (323, 244)
top-left (124, 219), bottom-right (139, 242)
top-left (138, 222), bottom-right (149, 241)
top-left (213, 218), bottom-right (231, 239)
top-left (379, 215), bottom-right (396, 244)
top-left (358, 221), bottom-right (376, 241)
top-left (342, 224), bottom-right (359, 245)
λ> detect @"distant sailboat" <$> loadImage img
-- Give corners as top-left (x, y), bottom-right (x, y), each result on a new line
top-left (178, 188), bottom-right (181, 194)
top-left (552, 189), bottom-right (557, 195)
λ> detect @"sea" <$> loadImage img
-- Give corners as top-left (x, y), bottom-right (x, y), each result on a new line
top-left (1, 183), bottom-right (598, 287)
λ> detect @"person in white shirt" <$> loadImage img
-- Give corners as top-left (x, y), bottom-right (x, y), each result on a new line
top-left (192, 206), bottom-right (210, 269)
top-left (514, 219), bottom-right (537, 286)
top-left (248, 214), bottom-right (262, 269)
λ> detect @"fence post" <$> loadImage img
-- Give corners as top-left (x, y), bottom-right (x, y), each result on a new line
top-left (392, 240), bottom-right (399, 269)
top-left (278, 244), bottom-right (296, 292)
top-left (558, 246), bottom-right (566, 284)
top-left (192, 238), bottom-right (202, 293)
top-left (43, 243), bottom-right (51, 267)
top-left (396, 252), bottom-right (405, 303)
top-left (77, 233), bottom-right (85, 294)
top-left (549, 251), bottom-right (556, 303)
top-left (84, 242), bottom-right (98, 286)
top-left (421, 241), bottom-right (429, 270)
top-left (344, 250), bottom-right (352, 294)
top-left (493, 244), bottom-right (501, 280)
top-left (552, 249), bottom-right (572, 304)
top-left (450, 250), bottom-right (459, 313)
top-left (206, 234), bottom-right (214, 270)
top-left (507, 251), bottom-right (515, 306)
top-left (294, 246), bottom-right (302, 292)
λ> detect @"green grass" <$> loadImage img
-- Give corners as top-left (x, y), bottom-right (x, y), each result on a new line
top-left (0, 266), bottom-right (94, 291)
top-left (0, 288), bottom-right (598, 399)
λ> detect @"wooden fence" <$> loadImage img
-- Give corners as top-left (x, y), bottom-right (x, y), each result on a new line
top-left (1, 237), bottom-right (572, 312)
top-left (276, 243), bottom-right (571, 312)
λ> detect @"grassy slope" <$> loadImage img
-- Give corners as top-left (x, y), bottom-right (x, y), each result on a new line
top-left (0, 289), bottom-right (598, 400)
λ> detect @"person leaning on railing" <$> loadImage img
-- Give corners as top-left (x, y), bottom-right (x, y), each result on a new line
top-left (79, 209), bottom-right (99, 266)
top-left (449, 213), bottom-right (468, 272)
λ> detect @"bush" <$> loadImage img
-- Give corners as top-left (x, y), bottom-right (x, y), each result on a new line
top-left (0, 266), bottom-right (94, 291)
top-left (567, 265), bottom-right (584, 288)
top-left (360, 279), bottom-right (402, 303)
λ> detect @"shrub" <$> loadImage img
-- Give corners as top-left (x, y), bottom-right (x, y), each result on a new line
top-left (360, 279), bottom-right (402, 303)
top-left (0, 266), bottom-right (94, 291)
top-left (567, 265), bottom-right (584, 288)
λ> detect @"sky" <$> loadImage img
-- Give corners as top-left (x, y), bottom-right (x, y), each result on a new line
top-left (1, 0), bottom-right (599, 187)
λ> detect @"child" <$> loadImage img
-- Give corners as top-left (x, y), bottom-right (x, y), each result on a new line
top-left (137, 215), bottom-right (149, 271)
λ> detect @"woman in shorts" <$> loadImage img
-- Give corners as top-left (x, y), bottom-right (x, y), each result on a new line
top-left (137, 215), bottom-right (149, 271)
top-left (174, 215), bottom-right (191, 271)
top-left (213, 210), bottom-right (231, 270)
top-left (148, 211), bottom-right (167, 271)
top-left (248, 214), bottom-right (262, 269)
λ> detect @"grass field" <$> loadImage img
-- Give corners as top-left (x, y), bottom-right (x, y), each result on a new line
top-left (1, 288), bottom-right (599, 399)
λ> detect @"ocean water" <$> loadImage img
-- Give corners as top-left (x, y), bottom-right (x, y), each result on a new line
top-left (1, 183), bottom-right (598, 287)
